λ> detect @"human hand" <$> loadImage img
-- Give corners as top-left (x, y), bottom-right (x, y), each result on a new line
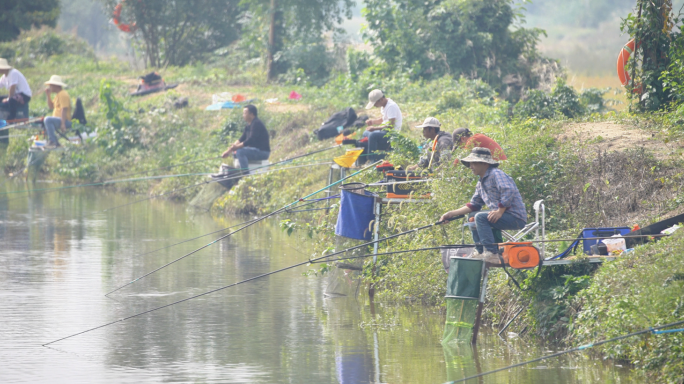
top-left (487, 208), bottom-right (504, 223)
top-left (221, 149), bottom-right (233, 158)
top-left (60, 124), bottom-right (67, 133)
top-left (439, 211), bottom-right (457, 224)
top-left (365, 119), bottom-right (372, 126)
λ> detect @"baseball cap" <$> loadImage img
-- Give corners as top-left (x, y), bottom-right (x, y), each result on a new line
top-left (365, 89), bottom-right (384, 109)
top-left (416, 117), bottom-right (441, 128)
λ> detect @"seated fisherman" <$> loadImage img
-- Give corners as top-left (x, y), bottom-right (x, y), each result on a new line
top-left (221, 104), bottom-right (270, 174)
top-left (406, 117), bottom-right (453, 171)
top-left (452, 128), bottom-right (507, 164)
top-left (0, 58), bottom-right (32, 123)
top-left (363, 89), bottom-right (402, 162)
top-left (43, 75), bottom-right (71, 148)
top-left (439, 147), bottom-right (527, 263)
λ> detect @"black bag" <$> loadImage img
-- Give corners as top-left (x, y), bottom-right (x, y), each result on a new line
top-left (71, 98), bottom-right (87, 125)
top-left (140, 72), bottom-right (163, 85)
top-left (314, 107), bottom-right (358, 140)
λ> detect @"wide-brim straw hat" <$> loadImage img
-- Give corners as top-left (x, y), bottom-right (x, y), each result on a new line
top-left (460, 147), bottom-right (499, 167)
top-left (0, 58), bottom-right (12, 70)
top-left (45, 75), bottom-right (67, 88)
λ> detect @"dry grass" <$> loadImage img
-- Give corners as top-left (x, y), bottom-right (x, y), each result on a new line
top-left (566, 72), bottom-right (629, 111)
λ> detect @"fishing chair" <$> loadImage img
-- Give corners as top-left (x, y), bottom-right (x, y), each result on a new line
top-left (476, 200), bottom-right (545, 257)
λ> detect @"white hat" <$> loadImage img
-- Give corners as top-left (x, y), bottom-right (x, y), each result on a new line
top-left (365, 89), bottom-right (384, 109)
top-left (45, 75), bottom-right (67, 88)
top-left (460, 147), bottom-right (499, 167)
top-left (0, 58), bottom-right (12, 70)
top-left (416, 117), bottom-right (441, 128)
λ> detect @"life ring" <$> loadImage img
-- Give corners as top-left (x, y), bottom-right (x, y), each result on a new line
top-left (112, 2), bottom-right (136, 33)
top-left (617, 39), bottom-right (643, 93)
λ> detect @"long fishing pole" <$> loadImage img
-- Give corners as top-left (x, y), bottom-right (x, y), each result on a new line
top-left (311, 215), bottom-right (464, 264)
top-left (0, 172), bottom-right (213, 196)
top-left (44, 209), bottom-right (459, 347)
top-left (101, 160), bottom-right (334, 212)
top-left (130, 199), bottom-right (326, 259)
top-left (445, 319), bottom-right (684, 384)
top-left (102, 145), bottom-right (341, 211)
top-left (114, 156), bottom-right (223, 179)
top-left (103, 160), bottom-right (381, 296)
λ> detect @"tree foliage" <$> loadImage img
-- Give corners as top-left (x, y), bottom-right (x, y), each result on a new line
top-left (101, 0), bottom-right (242, 67)
top-left (240, 0), bottom-right (354, 82)
top-left (362, 0), bottom-right (547, 100)
top-left (621, 0), bottom-right (680, 111)
top-left (0, 0), bottom-right (60, 42)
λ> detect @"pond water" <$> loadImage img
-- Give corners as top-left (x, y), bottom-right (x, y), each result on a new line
top-left (0, 183), bottom-right (641, 383)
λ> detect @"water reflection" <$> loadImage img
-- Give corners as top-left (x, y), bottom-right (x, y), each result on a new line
top-left (0, 181), bottom-right (643, 383)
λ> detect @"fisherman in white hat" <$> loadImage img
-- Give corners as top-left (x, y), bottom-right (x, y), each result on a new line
top-left (0, 58), bottom-right (32, 139)
top-left (43, 75), bottom-right (72, 148)
top-left (439, 147), bottom-right (527, 264)
top-left (362, 89), bottom-right (403, 162)
top-left (406, 117), bottom-right (453, 171)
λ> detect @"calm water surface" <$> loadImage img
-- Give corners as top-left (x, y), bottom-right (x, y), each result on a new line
top-left (0, 182), bottom-right (640, 383)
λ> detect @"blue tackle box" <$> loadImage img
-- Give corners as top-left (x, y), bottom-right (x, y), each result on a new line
top-left (582, 227), bottom-right (632, 254)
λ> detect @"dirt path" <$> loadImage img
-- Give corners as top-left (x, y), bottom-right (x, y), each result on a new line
top-left (559, 121), bottom-right (676, 158)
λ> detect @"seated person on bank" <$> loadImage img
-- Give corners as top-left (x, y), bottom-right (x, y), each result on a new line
top-left (221, 104), bottom-right (270, 174)
top-left (452, 128), bottom-right (507, 164)
top-left (43, 75), bottom-right (71, 148)
top-left (406, 117), bottom-right (453, 172)
top-left (363, 89), bottom-right (403, 162)
top-left (439, 147), bottom-right (527, 263)
top-left (0, 58), bottom-right (32, 125)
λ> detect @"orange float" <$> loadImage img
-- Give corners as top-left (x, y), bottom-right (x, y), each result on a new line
top-left (617, 39), bottom-right (642, 93)
top-left (112, 1), bottom-right (137, 33)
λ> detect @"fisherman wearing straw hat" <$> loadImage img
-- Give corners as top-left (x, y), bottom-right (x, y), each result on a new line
top-left (406, 117), bottom-right (453, 171)
top-left (0, 58), bottom-right (32, 128)
top-left (43, 75), bottom-right (71, 148)
top-left (439, 147), bottom-right (527, 263)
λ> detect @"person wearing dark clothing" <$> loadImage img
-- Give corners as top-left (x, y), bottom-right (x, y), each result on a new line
top-left (221, 104), bottom-right (270, 173)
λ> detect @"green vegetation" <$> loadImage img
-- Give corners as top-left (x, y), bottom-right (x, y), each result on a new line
top-left (2, 1), bottom-right (684, 377)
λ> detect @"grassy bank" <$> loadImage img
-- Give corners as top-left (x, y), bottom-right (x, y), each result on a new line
top-left (2, 30), bottom-right (684, 381)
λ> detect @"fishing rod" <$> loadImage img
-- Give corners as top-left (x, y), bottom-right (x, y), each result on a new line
top-left (103, 160), bottom-right (381, 296)
top-left (45, 209), bottom-right (462, 347)
top-left (101, 160), bottom-right (334, 212)
top-left (101, 145), bottom-right (342, 211)
top-left (129, 198), bottom-right (327, 259)
top-left (0, 172), bottom-right (213, 197)
top-left (114, 156), bottom-right (223, 179)
top-left (0, 117), bottom-right (43, 131)
top-left (445, 319), bottom-right (684, 384)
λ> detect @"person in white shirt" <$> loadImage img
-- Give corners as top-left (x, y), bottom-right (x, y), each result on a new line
top-left (0, 58), bottom-right (32, 124)
top-left (363, 89), bottom-right (403, 162)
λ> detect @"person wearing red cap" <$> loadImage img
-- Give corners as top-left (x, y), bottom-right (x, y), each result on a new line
top-left (452, 128), bottom-right (506, 165)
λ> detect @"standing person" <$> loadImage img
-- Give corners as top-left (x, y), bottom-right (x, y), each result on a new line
top-left (452, 128), bottom-right (507, 164)
top-left (43, 75), bottom-right (71, 148)
top-left (439, 147), bottom-right (527, 263)
top-left (0, 58), bottom-right (32, 143)
top-left (221, 104), bottom-right (270, 174)
top-left (363, 89), bottom-right (402, 162)
top-left (406, 117), bottom-right (453, 171)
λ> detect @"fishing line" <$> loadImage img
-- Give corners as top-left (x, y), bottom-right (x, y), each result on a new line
top-left (103, 161), bottom-right (381, 296)
top-left (445, 319), bottom-right (684, 384)
top-left (101, 161), bottom-right (334, 212)
top-left (130, 199), bottom-right (326, 259)
top-left (45, 206), bottom-right (458, 347)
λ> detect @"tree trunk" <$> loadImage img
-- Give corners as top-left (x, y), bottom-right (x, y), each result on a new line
top-left (267, 0), bottom-right (283, 82)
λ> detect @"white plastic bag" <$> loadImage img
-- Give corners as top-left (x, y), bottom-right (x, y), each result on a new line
top-left (603, 235), bottom-right (626, 253)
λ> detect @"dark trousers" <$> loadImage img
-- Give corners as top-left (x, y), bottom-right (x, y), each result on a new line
top-left (0, 94), bottom-right (31, 121)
